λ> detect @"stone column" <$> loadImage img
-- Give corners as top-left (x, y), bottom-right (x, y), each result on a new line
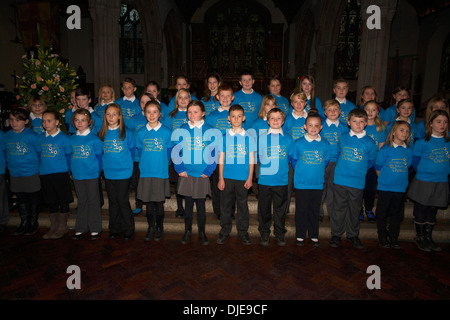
top-left (88, 0), bottom-right (121, 94)
top-left (357, 0), bottom-right (398, 102)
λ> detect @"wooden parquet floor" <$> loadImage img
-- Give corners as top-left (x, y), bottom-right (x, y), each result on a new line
top-left (1, 224), bottom-right (450, 303)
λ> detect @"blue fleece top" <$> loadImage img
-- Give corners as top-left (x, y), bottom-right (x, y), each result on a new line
top-left (375, 143), bottom-right (413, 192)
top-left (3, 127), bottom-right (39, 177)
top-left (126, 111), bottom-right (148, 162)
top-left (135, 123), bottom-right (172, 179)
top-left (269, 93), bottom-right (290, 115)
top-left (69, 131), bottom-right (103, 180)
top-left (333, 131), bottom-right (377, 189)
top-left (114, 96), bottom-right (141, 123)
top-left (412, 136), bottom-right (450, 183)
top-left (206, 108), bottom-right (231, 135)
top-left (162, 110), bottom-right (189, 132)
top-left (172, 122), bottom-right (220, 178)
top-left (338, 99), bottom-right (357, 123)
top-left (258, 131), bottom-right (294, 186)
top-left (37, 130), bottom-right (71, 175)
top-left (102, 127), bottom-right (135, 180)
top-left (365, 124), bottom-right (388, 149)
top-left (283, 111), bottom-right (307, 140)
top-left (30, 114), bottom-right (45, 134)
top-left (202, 96), bottom-right (221, 116)
top-left (233, 89), bottom-right (263, 130)
top-left (291, 135), bottom-right (331, 189)
top-left (321, 119), bottom-right (349, 162)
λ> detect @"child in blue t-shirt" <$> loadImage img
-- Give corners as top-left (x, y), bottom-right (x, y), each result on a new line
top-left (202, 73), bottom-right (222, 116)
top-left (233, 71), bottom-right (263, 130)
top-left (291, 113), bottom-right (331, 247)
top-left (299, 75), bottom-right (324, 117)
top-left (94, 84), bottom-right (115, 119)
top-left (331, 108), bottom-right (377, 249)
top-left (385, 98), bottom-right (418, 147)
top-left (375, 120), bottom-right (412, 249)
top-left (319, 100), bottom-right (349, 222)
top-left (216, 105), bottom-right (257, 245)
top-left (253, 95), bottom-right (277, 138)
top-left (98, 103), bottom-right (135, 240)
top-left (38, 110), bottom-right (73, 240)
top-left (66, 87), bottom-right (103, 135)
top-left (145, 80), bottom-right (169, 118)
top-left (4, 108), bottom-right (40, 236)
top-left (135, 99), bottom-right (172, 242)
top-left (407, 110), bottom-right (450, 252)
top-left (173, 100), bottom-right (220, 245)
top-left (257, 108), bottom-right (293, 246)
top-left (0, 130), bottom-right (9, 233)
top-left (114, 78), bottom-right (141, 125)
top-left (381, 86), bottom-right (413, 126)
top-left (416, 95), bottom-right (448, 139)
top-left (333, 79), bottom-right (357, 123)
top-left (268, 76), bottom-right (289, 115)
top-left (361, 100), bottom-right (387, 222)
top-left (167, 75), bottom-right (198, 114)
top-left (28, 96), bottom-right (46, 134)
top-left (69, 108), bottom-right (103, 240)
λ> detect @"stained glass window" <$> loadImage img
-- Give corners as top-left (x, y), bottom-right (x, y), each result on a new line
top-left (334, 0), bottom-right (362, 80)
top-left (205, 1), bottom-right (269, 78)
top-left (119, 3), bottom-right (144, 74)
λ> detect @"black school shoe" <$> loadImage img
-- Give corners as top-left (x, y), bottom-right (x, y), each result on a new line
top-left (330, 236), bottom-right (341, 248)
top-left (240, 233), bottom-right (252, 245)
top-left (347, 236), bottom-right (363, 249)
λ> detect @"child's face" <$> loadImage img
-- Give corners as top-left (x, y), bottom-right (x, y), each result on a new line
top-left (301, 79), bottom-right (312, 94)
top-left (393, 124), bottom-right (410, 143)
top-left (105, 107), bottom-right (120, 127)
top-left (324, 105), bottom-right (341, 121)
top-left (333, 82), bottom-right (348, 99)
top-left (397, 102), bottom-right (413, 119)
top-left (70, 91), bottom-right (76, 106)
top-left (268, 80), bottom-right (281, 96)
top-left (101, 87), bottom-right (113, 102)
top-left (144, 105), bottom-right (161, 125)
top-left (228, 110), bottom-right (245, 129)
top-left (304, 117), bottom-right (323, 138)
top-left (291, 96), bottom-right (307, 114)
top-left (122, 82), bottom-right (136, 98)
top-left (348, 116), bottom-right (367, 134)
top-left (42, 113), bottom-right (59, 133)
top-left (177, 91), bottom-right (191, 109)
top-left (74, 114), bottom-right (90, 132)
top-left (432, 100), bottom-right (447, 112)
top-left (362, 88), bottom-right (376, 103)
top-left (216, 90), bottom-right (234, 108)
top-left (239, 75), bottom-right (254, 91)
top-left (9, 115), bottom-right (28, 133)
top-left (430, 115), bottom-right (449, 136)
top-left (267, 111), bottom-right (284, 130)
top-left (393, 90), bottom-right (409, 104)
top-left (207, 77), bottom-right (220, 94)
top-left (76, 95), bottom-right (91, 109)
top-left (146, 85), bottom-right (159, 99)
top-left (364, 103), bottom-right (379, 121)
top-left (140, 95), bottom-right (152, 111)
top-left (187, 105), bottom-right (205, 123)
top-left (264, 100), bottom-right (276, 114)
top-left (176, 78), bottom-right (189, 90)
top-left (30, 101), bottom-right (46, 116)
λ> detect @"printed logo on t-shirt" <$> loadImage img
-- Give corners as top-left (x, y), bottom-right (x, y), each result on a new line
top-left (72, 144), bottom-right (92, 158)
top-left (143, 138), bottom-right (164, 152)
top-left (104, 139), bottom-right (124, 153)
top-left (389, 158), bottom-right (408, 173)
top-left (341, 146), bottom-right (365, 162)
top-left (41, 143), bottom-right (60, 157)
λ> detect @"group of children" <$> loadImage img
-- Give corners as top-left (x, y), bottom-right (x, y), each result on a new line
top-left (1, 72), bottom-right (449, 253)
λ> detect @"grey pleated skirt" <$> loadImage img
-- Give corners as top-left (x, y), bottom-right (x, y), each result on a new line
top-left (177, 175), bottom-right (211, 199)
top-left (407, 178), bottom-right (449, 208)
top-left (10, 174), bottom-right (41, 193)
top-left (137, 177), bottom-right (170, 202)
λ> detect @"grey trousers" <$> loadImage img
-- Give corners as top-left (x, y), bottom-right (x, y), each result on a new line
top-left (73, 178), bottom-right (102, 234)
top-left (320, 162), bottom-right (336, 218)
top-left (0, 174), bottom-right (9, 225)
top-left (331, 184), bottom-right (363, 238)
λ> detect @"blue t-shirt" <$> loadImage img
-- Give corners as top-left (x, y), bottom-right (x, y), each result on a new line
top-left (415, 120), bottom-right (426, 140)
top-left (126, 112), bottom-right (148, 162)
top-left (365, 124), bottom-right (388, 149)
top-left (0, 131), bottom-right (6, 175)
top-left (65, 108), bottom-right (103, 135)
top-left (69, 131), bottom-right (103, 180)
top-left (167, 94), bottom-right (198, 114)
top-left (202, 96), bottom-right (221, 116)
top-left (333, 132), bottom-right (377, 189)
top-left (258, 131), bottom-right (293, 186)
top-left (162, 110), bottom-right (189, 132)
top-left (30, 114), bottom-right (45, 135)
top-left (413, 136), bottom-right (450, 183)
top-left (381, 104), bottom-right (416, 124)
top-left (114, 96), bottom-right (141, 123)
top-left (206, 108), bottom-right (231, 135)
top-left (338, 99), bottom-right (357, 123)
top-left (291, 136), bottom-right (331, 189)
top-left (102, 128), bottom-right (135, 180)
top-left (305, 97), bottom-right (325, 118)
top-left (269, 93), bottom-right (290, 115)
top-left (94, 102), bottom-right (113, 119)
top-left (321, 120), bottom-right (349, 162)
top-left (3, 127), bottom-right (39, 177)
top-left (252, 118), bottom-right (270, 138)
top-left (172, 122), bottom-right (220, 178)
top-left (135, 123), bottom-right (172, 179)
top-left (283, 111), bottom-right (307, 140)
top-left (233, 89), bottom-right (263, 130)
top-left (375, 144), bottom-right (413, 192)
top-left (37, 130), bottom-right (71, 175)
top-left (222, 129), bottom-right (257, 181)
